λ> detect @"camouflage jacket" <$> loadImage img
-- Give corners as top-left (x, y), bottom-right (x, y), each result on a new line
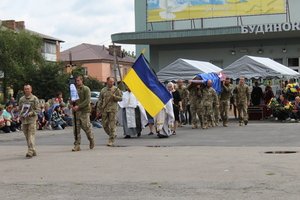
top-left (234, 84), bottom-right (250, 104)
top-left (188, 86), bottom-right (202, 106)
top-left (97, 86), bottom-right (122, 113)
top-left (76, 84), bottom-right (91, 113)
top-left (202, 87), bottom-right (218, 107)
top-left (220, 84), bottom-right (233, 101)
top-left (19, 94), bottom-right (39, 124)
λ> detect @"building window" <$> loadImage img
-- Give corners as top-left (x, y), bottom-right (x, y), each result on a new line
top-left (273, 58), bottom-right (283, 64)
top-left (288, 58), bottom-right (299, 67)
top-left (42, 42), bottom-right (56, 54)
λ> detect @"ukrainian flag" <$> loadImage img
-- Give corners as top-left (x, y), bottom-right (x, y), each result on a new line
top-left (123, 54), bottom-right (172, 117)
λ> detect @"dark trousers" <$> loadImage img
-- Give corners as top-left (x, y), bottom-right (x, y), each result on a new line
top-left (184, 104), bottom-right (192, 124)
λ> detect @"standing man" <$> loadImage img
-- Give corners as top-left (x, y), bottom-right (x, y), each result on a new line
top-left (19, 84), bottom-right (39, 158)
top-left (251, 81), bottom-right (263, 106)
top-left (188, 81), bottom-right (202, 129)
top-left (97, 77), bottom-right (122, 146)
top-left (234, 77), bottom-right (250, 126)
top-left (219, 78), bottom-right (233, 127)
top-left (202, 80), bottom-right (218, 129)
top-left (72, 75), bottom-right (95, 151)
top-left (177, 79), bottom-right (189, 126)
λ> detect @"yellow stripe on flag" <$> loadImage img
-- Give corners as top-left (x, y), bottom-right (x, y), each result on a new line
top-left (124, 68), bottom-right (165, 117)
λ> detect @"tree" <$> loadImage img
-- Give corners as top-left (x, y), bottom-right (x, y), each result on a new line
top-left (31, 62), bottom-right (69, 101)
top-left (0, 28), bottom-right (43, 102)
top-left (122, 49), bottom-right (136, 59)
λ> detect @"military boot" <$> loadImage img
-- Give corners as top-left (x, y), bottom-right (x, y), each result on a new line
top-left (26, 152), bottom-right (33, 158)
top-left (223, 121), bottom-right (228, 127)
top-left (72, 145), bottom-right (81, 152)
top-left (107, 138), bottom-right (114, 147)
top-left (32, 150), bottom-right (37, 157)
top-left (202, 123), bottom-right (208, 129)
top-left (89, 139), bottom-right (95, 150)
top-left (192, 124), bottom-right (198, 129)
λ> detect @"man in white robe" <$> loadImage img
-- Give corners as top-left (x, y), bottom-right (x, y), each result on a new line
top-left (154, 99), bottom-right (175, 138)
top-left (118, 90), bottom-right (148, 138)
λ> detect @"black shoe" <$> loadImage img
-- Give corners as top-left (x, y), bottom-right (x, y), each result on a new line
top-left (157, 132), bottom-right (168, 138)
top-left (244, 121), bottom-right (248, 125)
top-left (148, 132), bottom-right (154, 136)
top-left (124, 135), bottom-right (131, 139)
top-left (137, 132), bottom-right (141, 137)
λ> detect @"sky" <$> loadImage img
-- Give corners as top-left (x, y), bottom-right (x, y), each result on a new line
top-left (0, 0), bottom-right (136, 52)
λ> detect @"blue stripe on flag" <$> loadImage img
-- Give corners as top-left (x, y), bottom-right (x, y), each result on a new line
top-left (132, 54), bottom-right (172, 104)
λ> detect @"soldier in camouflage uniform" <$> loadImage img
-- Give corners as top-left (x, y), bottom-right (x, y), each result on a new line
top-left (19, 84), bottom-right (40, 158)
top-left (188, 81), bottom-right (203, 129)
top-left (72, 75), bottom-right (95, 152)
top-left (213, 94), bottom-right (220, 127)
top-left (219, 78), bottom-right (233, 127)
top-left (234, 77), bottom-right (250, 126)
top-left (202, 80), bottom-right (218, 129)
top-left (97, 77), bottom-right (122, 146)
top-left (177, 79), bottom-right (189, 126)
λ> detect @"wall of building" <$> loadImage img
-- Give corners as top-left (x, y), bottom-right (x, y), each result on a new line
top-left (138, 0), bottom-right (300, 31)
top-left (135, 0), bottom-right (300, 72)
top-left (135, 0), bottom-right (149, 59)
top-left (150, 38), bottom-right (300, 72)
top-left (84, 63), bottom-right (130, 81)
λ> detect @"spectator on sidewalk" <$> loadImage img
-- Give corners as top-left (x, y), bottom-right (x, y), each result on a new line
top-left (0, 105), bottom-right (11, 133)
top-left (50, 105), bottom-right (67, 130)
top-left (3, 103), bottom-right (17, 132)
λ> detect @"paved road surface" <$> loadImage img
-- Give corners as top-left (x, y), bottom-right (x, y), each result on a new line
top-left (1, 121), bottom-right (300, 200)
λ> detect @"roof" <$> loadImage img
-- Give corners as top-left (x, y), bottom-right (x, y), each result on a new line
top-left (222, 55), bottom-right (300, 79)
top-left (60, 43), bottom-right (135, 63)
top-left (157, 58), bottom-right (222, 82)
top-left (0, 22), bottom-right (64, 42)
top-left (26, 29), bottom-right (64, 42)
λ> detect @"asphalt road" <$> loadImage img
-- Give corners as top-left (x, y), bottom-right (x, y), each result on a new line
top-left (2, 120), bottom-right (300, 147)
top-left (1, 120), bottom-right (300, 200)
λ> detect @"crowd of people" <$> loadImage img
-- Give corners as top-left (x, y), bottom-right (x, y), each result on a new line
top-left (3, 75), bottom-right (300, 159)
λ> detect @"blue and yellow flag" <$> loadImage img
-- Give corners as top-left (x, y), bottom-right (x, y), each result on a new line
top-left (123, 54), bottom-right (172, 117)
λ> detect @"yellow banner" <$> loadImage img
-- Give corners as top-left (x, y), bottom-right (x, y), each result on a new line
top-left (147, 0), bottom-right (286, 22)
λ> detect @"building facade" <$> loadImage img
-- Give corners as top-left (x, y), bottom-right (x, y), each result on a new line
top-left (112, 0), bottom-right (300, 73)
top-left (1, 20), bottom-right (64, 62)
top-left (60, 43), bottom-right (134, 82)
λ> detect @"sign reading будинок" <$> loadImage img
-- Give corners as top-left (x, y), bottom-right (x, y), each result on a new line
top-left (241, 22), bottom-right (300, 34)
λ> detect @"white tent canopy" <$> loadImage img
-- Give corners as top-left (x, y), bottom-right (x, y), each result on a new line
top-left (157, 58), bottom-right (222, 82)
top-left (222, 55), bottom-right (300, 80)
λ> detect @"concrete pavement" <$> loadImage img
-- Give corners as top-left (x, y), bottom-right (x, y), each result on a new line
top-left (1, 121), bottom-right (300, 200)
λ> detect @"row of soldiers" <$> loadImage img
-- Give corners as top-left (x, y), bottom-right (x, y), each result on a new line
top-left (177, 77), bottom-right (250, 129)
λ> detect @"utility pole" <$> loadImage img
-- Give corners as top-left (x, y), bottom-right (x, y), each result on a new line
top-left (113, 44), bottom-right (118, 87)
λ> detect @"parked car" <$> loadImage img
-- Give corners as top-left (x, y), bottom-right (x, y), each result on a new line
top-left (91, 91), bottom-right (100, 105)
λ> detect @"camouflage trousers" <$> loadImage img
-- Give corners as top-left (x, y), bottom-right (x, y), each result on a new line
top-left (237, 102), bottom-right (248, 122)
top-left (22, 123), bottom-right (36, 154)
top-left (73, 112), bottom-right (94, 146)
top-left (220, 100), bottom-right (230, 123)
top-left (214, 106), bottom-right (220, 125)
top-left (191, 105), bottom-right (203, 127)
top-left (102, 112), bottom-right (117, 140)
top-left (202, 104), bottom-right (213, 125)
